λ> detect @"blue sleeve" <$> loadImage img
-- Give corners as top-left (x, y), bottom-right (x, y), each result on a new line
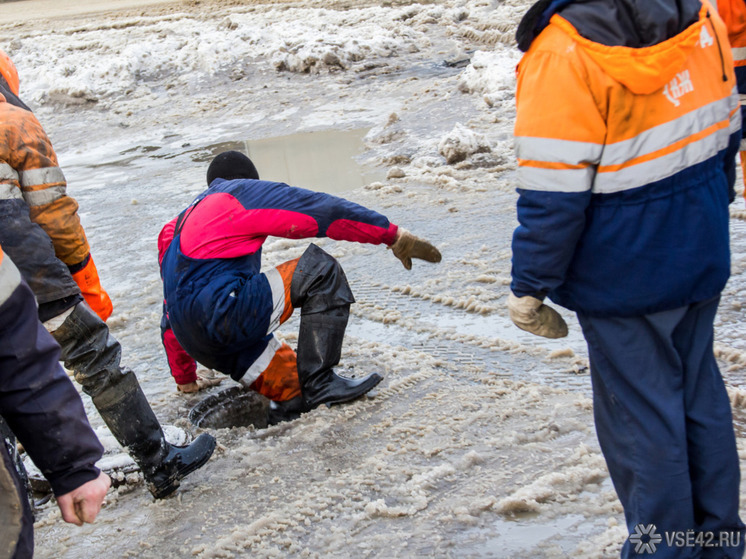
top-left (511, 188), bottom-right (592, 298)
top-left (0, 280), bottom-right (103, 496)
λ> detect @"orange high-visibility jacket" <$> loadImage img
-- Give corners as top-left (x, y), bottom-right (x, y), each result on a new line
top-left (715, 0), bottom-right (746, 188)
top-left (0, 92), bottom-right (90, 304)
top-left (715, 0), bottom-right (746, 69)
top-left (512, 0), bottom-right (741, 317)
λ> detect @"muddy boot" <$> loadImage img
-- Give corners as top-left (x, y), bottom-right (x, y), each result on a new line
top-left (51, 303), bottom-right (122, 398)
top-left (267, 396), bottom-right (311, 426)
top-left (296, 306), bottom-right (382, 409)
top-left (93, 372), bottom-right (216, 499)
top-left (51, 304), bottom-right (216, 499)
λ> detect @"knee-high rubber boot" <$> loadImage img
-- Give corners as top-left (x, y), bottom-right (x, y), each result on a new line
top-left (51, 304), bottom-right (216, 499)
top-left (296, 304), bottom-right (382, 409)
top-left (290, 244), bottom-right (382, 410)
top-left (92, 372), bottom-right (216, 499)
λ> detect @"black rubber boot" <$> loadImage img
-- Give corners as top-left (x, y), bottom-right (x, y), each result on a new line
top-left (51, 303), bottom-right (122, 398)
top-left (296, 306), bottom-right (382, 409)
top-left (267, 396), bottom-right (311, 426)
top-left (93, 372), bottom-right (216, 499)
top-left (290, 244), bottom-right (382, 411)
top-left (52, 304), bottom-right (216, 499)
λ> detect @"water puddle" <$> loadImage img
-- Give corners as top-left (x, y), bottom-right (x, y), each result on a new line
top-left (64, 127), bottom-right (384, 199)
top-left (90, 127), bottom-right (385, 195)
top-left (465, 513), bottom-right (597, 557)
top-left (242, 128), bottom-right (384, 193)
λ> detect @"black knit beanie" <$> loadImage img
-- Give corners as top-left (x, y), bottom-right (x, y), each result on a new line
top-left (206, 150), bottom-right (259, 186)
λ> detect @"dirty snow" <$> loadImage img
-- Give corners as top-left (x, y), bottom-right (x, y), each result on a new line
top-left (1, 0), bottom-right (744, 557)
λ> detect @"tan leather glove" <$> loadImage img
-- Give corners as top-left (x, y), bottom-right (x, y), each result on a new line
top-left (389, 228), bottom-right (442, 270)
top-left (177, 369), bottom-right (224, 393)
top-left (507, 292), bottom-right (568, 339)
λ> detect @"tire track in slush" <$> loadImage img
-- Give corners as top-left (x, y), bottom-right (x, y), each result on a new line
top-left (345, 272), bottom-right (746, 434)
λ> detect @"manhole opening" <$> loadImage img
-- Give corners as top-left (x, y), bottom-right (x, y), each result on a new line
top-left (189, 386), bottom-right (270, 430)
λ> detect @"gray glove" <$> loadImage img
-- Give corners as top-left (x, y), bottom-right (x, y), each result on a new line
top-left (507, 292), bottom-right (568, 339)
top-left (389, 228), bottom-right (442, 270)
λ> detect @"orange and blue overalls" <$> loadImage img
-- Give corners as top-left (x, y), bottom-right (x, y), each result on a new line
top-left (159, 177), bottom-right (397, 401)
top-left (0, 66), bottom-right (111, 322)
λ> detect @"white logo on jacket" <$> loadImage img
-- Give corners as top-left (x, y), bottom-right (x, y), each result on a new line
top-left (663, 70), bottom-right (694, 106)
top-left (700, 25), bottom-right (714, 48)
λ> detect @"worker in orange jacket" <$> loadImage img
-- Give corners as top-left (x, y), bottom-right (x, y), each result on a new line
top-left (0, 51), bottom-right (215, 499)
top-left (714, 0), bottom-right (746, 194)
top-left (510, 1), bottom-right (744, 557)
top-left (0, 49), bottom-right (111, 320)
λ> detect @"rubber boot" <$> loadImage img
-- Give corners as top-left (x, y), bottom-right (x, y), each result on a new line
top-left (290, 244), bottom-right (382, 410)
top-left (93, 372), bottom-right (216, 499)
top-left (51, 303), bottom-right (122, 398)
top-left (52, 304), bottom-right (216, 499)
top-left (296, 305), bottom-right (382, 409)
top-left (267, 396), bottom-right (310, 426)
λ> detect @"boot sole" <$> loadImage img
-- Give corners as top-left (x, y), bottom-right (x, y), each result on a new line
top-left (149, 435), bottom-right (217, 499)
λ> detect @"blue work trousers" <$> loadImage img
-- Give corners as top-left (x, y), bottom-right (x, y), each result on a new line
top-left (577, 297), bottom-right (744, 558)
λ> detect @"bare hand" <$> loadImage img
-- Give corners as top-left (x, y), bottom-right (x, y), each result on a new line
top-left (56, 472), bottom-right (111, 526)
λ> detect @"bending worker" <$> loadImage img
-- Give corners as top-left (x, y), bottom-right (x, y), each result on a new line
top-left (508, 1), bottom-right (744, 557)
top-left (159, 150), bottom-right (441, 424)
top-left (0, 51), bottom-right (215, 499)
top-left (1, 245), bottom-right (110, 559)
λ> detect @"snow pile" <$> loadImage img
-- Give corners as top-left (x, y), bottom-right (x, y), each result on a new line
top-left (458, 49), bottom-right (521, 107)
top-left (270, 7), bottom-right (421, 74)
top-left (438, 122), bottom-right (491, 164)
top-left (5, 5), bottom-right (430, 106)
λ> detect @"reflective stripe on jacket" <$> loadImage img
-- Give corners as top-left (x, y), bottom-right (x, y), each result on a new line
top-left (0, 98), bottom-right (90, 266)
top-left (0, 95), bottom-right (87, 304)
top-left (716, 0), bottom-right (746, 148)
top-left (0, 246), bottom-right (21, 307)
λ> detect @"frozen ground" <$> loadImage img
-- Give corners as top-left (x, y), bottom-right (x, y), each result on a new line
top-left (2, 0), bottom-right (746, 557)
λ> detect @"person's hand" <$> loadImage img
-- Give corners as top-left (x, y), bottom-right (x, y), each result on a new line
top-left (389, 228), bottom-right (442, 270)
top-left (56, 472), bottom-right (111, 526)
top-left (177, 369), bottom-right (223, 393)
top-left (507, 292), bottom-right (568, 339)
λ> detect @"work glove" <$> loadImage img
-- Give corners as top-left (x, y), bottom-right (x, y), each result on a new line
top-left (507, 292), bottom-right (568, 339)
top-left (177, 369), bottom-right (224, 394)
top-left (389, 228), bottom-right (442, 270)
top-left (71, 254), bottom-right (113, 322)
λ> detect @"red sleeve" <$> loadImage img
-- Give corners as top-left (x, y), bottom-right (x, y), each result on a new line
top-left (158, 217), bottom-right (178, 267)
top-left (161, 326), bottom-right (197, 385)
